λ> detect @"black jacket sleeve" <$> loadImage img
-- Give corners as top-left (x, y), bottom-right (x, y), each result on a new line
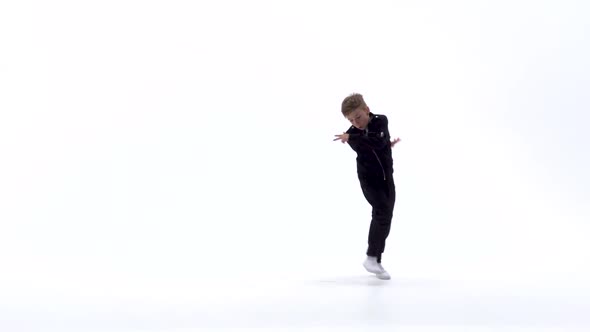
top-left (346, 115), bottom-right (390, 151)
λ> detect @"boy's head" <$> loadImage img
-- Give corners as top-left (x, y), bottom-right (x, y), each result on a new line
top-left (342, 93), bottom-right (371, 129)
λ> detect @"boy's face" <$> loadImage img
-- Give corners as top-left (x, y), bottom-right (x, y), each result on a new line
top-left (346, 107), bottom-right (371, 129)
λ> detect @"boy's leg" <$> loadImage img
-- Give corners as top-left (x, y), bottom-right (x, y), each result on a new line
top-left (362, 177), bottom-right (396, 263)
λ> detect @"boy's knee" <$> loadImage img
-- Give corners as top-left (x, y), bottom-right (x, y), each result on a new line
top-left (374, 209), bottom-right (393, 223)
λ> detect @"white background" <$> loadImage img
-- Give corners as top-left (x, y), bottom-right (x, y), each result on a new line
top-left (1, 0), bottom-right (590, 330)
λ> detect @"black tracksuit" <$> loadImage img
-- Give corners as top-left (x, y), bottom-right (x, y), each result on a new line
top-left (346, 112), bottom-right (396, 263)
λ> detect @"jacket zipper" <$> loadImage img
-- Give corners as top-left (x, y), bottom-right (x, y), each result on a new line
top-left (372, 149), bottom-right (386, 180)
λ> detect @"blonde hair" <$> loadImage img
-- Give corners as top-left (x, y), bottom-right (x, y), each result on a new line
top-left (341, 93), bottom-right (368, 117)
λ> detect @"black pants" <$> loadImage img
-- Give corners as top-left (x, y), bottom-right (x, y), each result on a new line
top-left (360, 176), bottom-right (396, 263)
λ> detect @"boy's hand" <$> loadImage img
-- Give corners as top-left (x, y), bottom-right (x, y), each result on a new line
top-left (391, 137), bottom-right (401, 147)
top-left (333, 133), bottom-right (349, 143)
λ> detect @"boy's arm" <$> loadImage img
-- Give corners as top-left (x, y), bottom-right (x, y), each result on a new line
top-left (347, 115), bottom-right (391, 150)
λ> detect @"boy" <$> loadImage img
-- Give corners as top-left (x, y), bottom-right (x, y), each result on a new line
top-left (333, 93), bottom-right (400, 280)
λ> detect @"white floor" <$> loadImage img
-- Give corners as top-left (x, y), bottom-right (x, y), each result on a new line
top-left (2, 266), bottom-right (589, 332)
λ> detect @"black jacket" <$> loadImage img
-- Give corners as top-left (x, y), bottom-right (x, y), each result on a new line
top-left (346, 113), bottom-right (393, 182)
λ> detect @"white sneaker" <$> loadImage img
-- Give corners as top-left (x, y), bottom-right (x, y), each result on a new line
top-left (376, 264), bottom-right (391, 280)
top-left (363, 256), bottom-right (384, 274)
